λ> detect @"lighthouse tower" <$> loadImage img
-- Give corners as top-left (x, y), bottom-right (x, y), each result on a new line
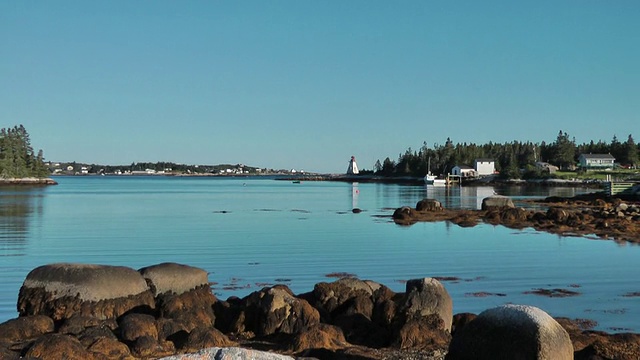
top-left (347, 156), bottom-right (359, 175)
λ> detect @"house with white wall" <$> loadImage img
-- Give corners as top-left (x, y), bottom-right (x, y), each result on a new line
top-left (474, 159), bottom-right (495, 176)
top-left (578, 154), bottom-right (615, 170)
top-left (451, 165), bottom-right (476, 178)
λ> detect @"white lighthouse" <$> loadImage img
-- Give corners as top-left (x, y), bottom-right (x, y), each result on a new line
top-left (346, 156), bottom-right (359, 175)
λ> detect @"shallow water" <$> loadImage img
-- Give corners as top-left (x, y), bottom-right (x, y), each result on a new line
top-left (0, 176), bottom-right (638, 332)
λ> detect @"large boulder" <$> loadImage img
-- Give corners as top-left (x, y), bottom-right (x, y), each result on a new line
top-left (386, 278), bottom-right (453, 352)
top-left (139, 263), bottom-right (216, 331)
top-left (446, 304), bottom-right (573, 360)
top-left (233, 285), bottom-right (320, 337)
top-left (300, 278), bottom-right (393, 348)
top-left (139, 262), bottom-right (209, 297)
top-left (397, 278), bottom-right (453, 332)
top-left (416, 199), bottom-right (443, 212)
top-left (18, 263), bottom-right (155, 321)
top-left (481, 195), bottom-right (515, 210)
top-left (304, 277), bottom-right (381, 319)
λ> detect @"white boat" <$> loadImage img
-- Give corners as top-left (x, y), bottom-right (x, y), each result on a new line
top-left (424, 173), bottom-right (448, 186)
top-left (424, 157), bottom-right (438, 184)
top-left (432, 178), bottom-right (448, 186)
top-left (423, 173), bottom-right (437, 184)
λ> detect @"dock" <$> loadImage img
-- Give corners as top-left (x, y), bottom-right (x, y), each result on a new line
top-left (604, 181), bottom-right (638, 196)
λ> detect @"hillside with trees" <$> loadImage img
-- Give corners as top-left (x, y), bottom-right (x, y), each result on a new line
top-left (0, 125), bottom-right (49, 179)
top-left (373, 130), bottom-right (639, 179)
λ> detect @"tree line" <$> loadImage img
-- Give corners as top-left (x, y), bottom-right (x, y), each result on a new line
top-left (373, 131), bottom-right (639, 179)
top-left (0, 125), bottom-right (49, 178)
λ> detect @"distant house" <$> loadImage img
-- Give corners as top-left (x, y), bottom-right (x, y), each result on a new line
top-left (578, 154), bottom-right (615, 170)
top-left (535, 162), bottom-right (559, 173)
top-left (474, 159), bottom-right (495, 176)
top-left (451, 165), bottom-right (476, 178)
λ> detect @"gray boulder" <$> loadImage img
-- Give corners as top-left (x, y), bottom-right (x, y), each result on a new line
top-left (481, 195), bottom-right (515, 210)
top-left (140, 263), bottom-right (217, 331)
top-left (139, 262), bottom-right (209, 296)
top-left (398, 278), bottom-right (453, 332)
top-left (446, 304), bottom-right (573, 360)
top-left (232, 285), bottom-right (320, 337)
top-left (416, 199), bottom-right (443, 212)
top-left (18, 263), bottom-right (155, 320)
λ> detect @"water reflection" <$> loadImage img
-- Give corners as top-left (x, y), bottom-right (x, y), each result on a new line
top-left (423, 185), bottom-right (497, 210)
top-left (390, 184), bottom-right (598, 211)
top-left (351, 183), bottom-right (359, 209)
top-left (0, 186), bottom-right (45, 256)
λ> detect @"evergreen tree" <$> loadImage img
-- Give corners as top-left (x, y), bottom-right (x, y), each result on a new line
top-left (0, 125), bottom-right (49, 178)
top-left (550, 130), bottom-right (576, 169)
top-left (624, 134), bottom-right (638, 167)
top-left (381, 157), bottom-right (395, 176)
top-left (610, 135), bottom-right (624, 163)
top-left (374, 159), bottom-right (382, 173)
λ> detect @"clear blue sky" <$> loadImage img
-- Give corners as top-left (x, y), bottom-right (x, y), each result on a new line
top-left (1, 1), bottom-right (638, 173)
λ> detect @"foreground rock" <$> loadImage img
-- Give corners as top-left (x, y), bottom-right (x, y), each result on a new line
top-left (18, 263), bottom-right (155, 321)
top-left (446, 304), bottom-right (573, 359)
top-left (393, 195), bottom-right (640, 243)
top-left (3, 262), bottom-right (639, 360)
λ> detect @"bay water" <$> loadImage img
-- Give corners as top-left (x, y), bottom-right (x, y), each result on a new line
top-left (1, 176), bottom-right (638, 332)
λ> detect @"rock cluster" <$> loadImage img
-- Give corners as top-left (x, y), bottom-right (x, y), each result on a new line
top-left (394, 195), bottom-right (640, 243)
top-left (1, 262), bottom-right (638, 359)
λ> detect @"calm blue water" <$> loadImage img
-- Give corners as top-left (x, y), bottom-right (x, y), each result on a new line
top-left (1, 176), bottom-right (638, 333)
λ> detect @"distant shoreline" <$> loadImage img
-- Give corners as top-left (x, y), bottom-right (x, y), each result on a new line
top-left (45, 172), bottom-right (612, 188)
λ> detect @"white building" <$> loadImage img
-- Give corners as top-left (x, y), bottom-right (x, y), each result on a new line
top-left (346, 156), bottom-right (359, 175)
top-left (474, 159), bottom-right (495, 176)
top-left (578, 154), bottom-right (615, 170)
top-left (451, 165), bottom-right (476, 178)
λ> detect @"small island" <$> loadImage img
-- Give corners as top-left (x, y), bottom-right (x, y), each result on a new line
top-left (0, 125), bottom-right (56, 186)
top-left (392, 193), bottom-right (640, 244)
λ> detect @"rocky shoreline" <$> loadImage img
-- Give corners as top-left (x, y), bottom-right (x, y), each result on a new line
top-left (0, 177), bottom-right (58, 185)
top-left (392, 193), bottom-right (640, 244)
top-left (2, 262), bottom-right (639, 359)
